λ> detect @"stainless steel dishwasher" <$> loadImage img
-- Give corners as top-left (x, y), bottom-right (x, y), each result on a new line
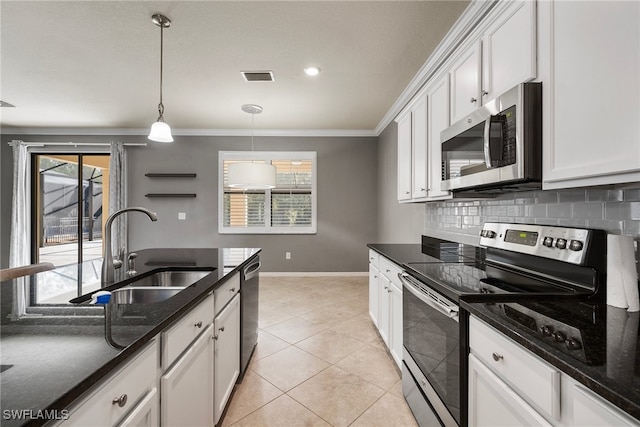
top-left (239, 255), bottom-right (260, 381)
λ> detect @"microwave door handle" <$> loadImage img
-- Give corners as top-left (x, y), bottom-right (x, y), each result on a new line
top-left (483, 118), bottom-right (493, 168)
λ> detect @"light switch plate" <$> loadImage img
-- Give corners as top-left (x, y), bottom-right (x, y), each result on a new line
top-left (178, 212), bottom-right (186, 220)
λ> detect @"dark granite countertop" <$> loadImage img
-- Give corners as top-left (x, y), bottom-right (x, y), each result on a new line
top-left (369, 242), bottom-right (640, 421)
top-left (0, 247), bottom-right (260, 427)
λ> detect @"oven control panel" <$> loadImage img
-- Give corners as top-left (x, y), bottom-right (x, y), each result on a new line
top-left (480, 222), bottom-right (593, 265)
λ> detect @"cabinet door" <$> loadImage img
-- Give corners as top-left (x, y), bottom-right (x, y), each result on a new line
top-left (411, 96), bottom-right (428, 199)
top-left (62, 341), bottom-right (158, 427)
top-left (378, 274), bottom-right (391, 347)
top-left (389, 281), bottom-right (403, 369)
top-left (214, 294), bottom-right (241, 424)
top-left (161, 325), bottom-right (214, 427)
top-left (481, 0), bottom-right (536, 101)
top-left (426, 73), bottom-right (452, 200)
top-left (540, 0), bottom-right (640, 189)
top-left (396, 112), bottom-right (412, 201)
top-left (116, 388), bottom-right (158, 427)
top-left (468, 354), bottom-right (552, 427)
top-left (449, 40), bottom-right (481, 124)
top-left (369, 264), bottom-right (380, 327)
top-left (571, 383), bottom-right (639, 427)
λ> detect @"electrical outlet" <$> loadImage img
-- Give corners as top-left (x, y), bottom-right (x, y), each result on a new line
top-left (178, 212), bottom-right (186, 220)
top-left (285, 252), bottom-right (291, 260)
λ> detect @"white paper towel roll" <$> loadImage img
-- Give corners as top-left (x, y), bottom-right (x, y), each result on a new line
top-left (607, 234), bottom-right (639, 311)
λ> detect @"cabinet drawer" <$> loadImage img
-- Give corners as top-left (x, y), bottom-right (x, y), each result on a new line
top-left (214, 272), bottom-right (240, 315)
top-left (64, 341), bottom-right (158, 427)
top-left (369, 250), bottom-right (380, 269)
top-left (162, 293), bottom-right (214, 369)
top-left (379, 256), bottom-right (402, 287)
top-left (469, 316), bottom-right (560, 421)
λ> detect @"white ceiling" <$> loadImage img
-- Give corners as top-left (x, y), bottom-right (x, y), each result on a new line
top-left (0, 1), bottom-right (469, 135)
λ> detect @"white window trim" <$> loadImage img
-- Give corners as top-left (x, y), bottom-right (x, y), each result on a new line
top-left (218, 151), bottom-right (317, 234)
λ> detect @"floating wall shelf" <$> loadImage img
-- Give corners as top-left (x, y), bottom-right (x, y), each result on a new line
top-left (145, 193), bottom-right (197, 198)
top-left (145, 173), bottom-right (197, 178)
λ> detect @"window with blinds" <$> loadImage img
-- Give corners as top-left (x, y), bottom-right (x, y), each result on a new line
top-left (219, 152), bottom-right (317, 234)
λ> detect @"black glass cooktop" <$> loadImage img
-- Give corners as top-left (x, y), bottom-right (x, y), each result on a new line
top-left (404, 259), bottom-right (593, 303)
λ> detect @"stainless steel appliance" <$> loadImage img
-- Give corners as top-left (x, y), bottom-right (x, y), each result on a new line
top-left (441, 83), bottom-right (542, 192)
top-left (399, 223), bottom-right (607, 426)
top-left (239, 256), bottom-right (260, 381)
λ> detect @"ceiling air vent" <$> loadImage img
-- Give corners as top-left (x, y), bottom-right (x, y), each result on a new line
top-left (241, 71), bottom-right (275, 82)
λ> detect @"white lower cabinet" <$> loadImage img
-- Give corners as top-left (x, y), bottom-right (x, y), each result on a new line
top-left (469, 315), bottom-right (640, 427)
top-left (161, 324), bottom-right (215, 427)
top-left (368, 250), bottom-right (380, 326)
top-left (468, 353), bottom-right (552, 427)
top-left (116, 388), bottom-right (158, 427)
top-left (58, 340), bottom-right (159, 427)
top-left (214, 293), bottom-right (240, 424)
top-left (369, 252), bottom-right (403, 369)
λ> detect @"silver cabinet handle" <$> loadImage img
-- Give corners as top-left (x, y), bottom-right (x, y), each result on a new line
top-left (405, 191), bottom-right (410, 195)
top-left (470, 97), bottom-right (477, 103)
top-left (213, 334), bottom-right (219, 341)
top-left (492, 352), bottom-right (504, 362)
top-left (218, 326), bottom-right (225, 332)
top-left (112, 394), bottom-right (127, 407)
top-left (230, 288), bottom-right (236, 293)
top-left (194, 321), bottom-right (203, 328)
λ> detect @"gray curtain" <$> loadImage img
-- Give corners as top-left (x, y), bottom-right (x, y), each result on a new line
top-left (109, 142), bottom-right (127, 258)
top-left (10, 141), bottom-right (29, 318)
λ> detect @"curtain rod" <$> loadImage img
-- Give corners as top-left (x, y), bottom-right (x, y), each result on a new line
top-left (7, 140), bottom-right (147, 147)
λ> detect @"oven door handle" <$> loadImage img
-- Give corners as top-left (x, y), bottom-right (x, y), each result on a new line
top-left (398, 272), bottom-right (459, 321)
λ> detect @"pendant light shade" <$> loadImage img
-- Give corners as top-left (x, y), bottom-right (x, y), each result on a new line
top-left (148, 13), bottom-right (173, 143)
top-left (148, 120), bottom-right (173, 143)
top-left (228, 162), bottom-right (276, 189)
top-left (227, 104), bottom-right (277, 189)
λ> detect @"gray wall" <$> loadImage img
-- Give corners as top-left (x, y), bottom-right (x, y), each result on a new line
top-left (0, 133), bottom-right (378, 272)
top-left (375, 121), bottom-right (423, 243)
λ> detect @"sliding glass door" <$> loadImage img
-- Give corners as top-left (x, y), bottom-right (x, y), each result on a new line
top-left (31, 153), bottom-right (109, 303)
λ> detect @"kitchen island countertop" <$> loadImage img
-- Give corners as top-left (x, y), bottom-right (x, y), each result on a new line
top-left (0, 247), bottom-right (260, 427)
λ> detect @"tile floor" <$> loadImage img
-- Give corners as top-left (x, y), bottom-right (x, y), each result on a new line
top-left (222, 276), bottom-right (418, 427)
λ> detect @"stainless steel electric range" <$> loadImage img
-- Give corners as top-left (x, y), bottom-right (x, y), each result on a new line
top-left (399, 223), bottom-right (607, 427)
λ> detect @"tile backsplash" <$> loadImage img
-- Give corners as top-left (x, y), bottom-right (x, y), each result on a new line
top-left (424, 186), bottom-right (640, 247)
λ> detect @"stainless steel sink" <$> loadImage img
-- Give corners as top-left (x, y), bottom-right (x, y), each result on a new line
top-left (111, 287), bottom-right (184, 304)
top-left (127, 270), bottom-right (212, 287)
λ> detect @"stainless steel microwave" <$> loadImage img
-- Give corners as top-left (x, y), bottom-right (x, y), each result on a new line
top-left (440, 82), bottom-right (542, 192)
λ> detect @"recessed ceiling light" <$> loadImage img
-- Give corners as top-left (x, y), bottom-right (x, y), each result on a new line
top-left (304, 66), bottom-right (321, 76)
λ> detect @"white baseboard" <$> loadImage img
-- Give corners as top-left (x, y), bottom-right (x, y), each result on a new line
top-left (260, 272), bottom-right (368, 277)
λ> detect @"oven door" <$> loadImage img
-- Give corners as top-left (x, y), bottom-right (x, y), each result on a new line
top-left (400, 272), bottom-right (460, 426)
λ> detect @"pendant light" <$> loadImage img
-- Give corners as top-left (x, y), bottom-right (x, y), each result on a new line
top-left (148, 14), bottom-right (173, 143)
top-left (227, 104), bottom-right (277, 189)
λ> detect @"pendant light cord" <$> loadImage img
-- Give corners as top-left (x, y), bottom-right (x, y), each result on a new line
top-left (157, 23), bottom-right (165, 120)
top-left (251, 112), bottom-right (255, 152)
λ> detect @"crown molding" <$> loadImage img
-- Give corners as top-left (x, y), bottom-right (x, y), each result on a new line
top-left (374, 0), bottom-right (498, 135)
top-left (1, 127), bottom-right (378, 138)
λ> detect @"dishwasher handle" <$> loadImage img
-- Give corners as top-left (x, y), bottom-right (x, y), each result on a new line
top-left (243, 261), bottom-right (261, 281)
top-left (398, 272), bottom-right (459, 322)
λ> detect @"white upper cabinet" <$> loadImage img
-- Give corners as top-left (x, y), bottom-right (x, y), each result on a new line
top-left (481, 0), bottom-right (537, 101)
top-left (396, 111), bottom-right (413, 201)
top-left (426, 73), bottom-right (452, 200)
top-left (539, 0), bottom-right (640, 189)
top-left (411, 96), bottom-right (429, 199)
top-left (449, 0), bottom-right (536, 125)
top-left (449, 40), bottom-right (482, 124)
